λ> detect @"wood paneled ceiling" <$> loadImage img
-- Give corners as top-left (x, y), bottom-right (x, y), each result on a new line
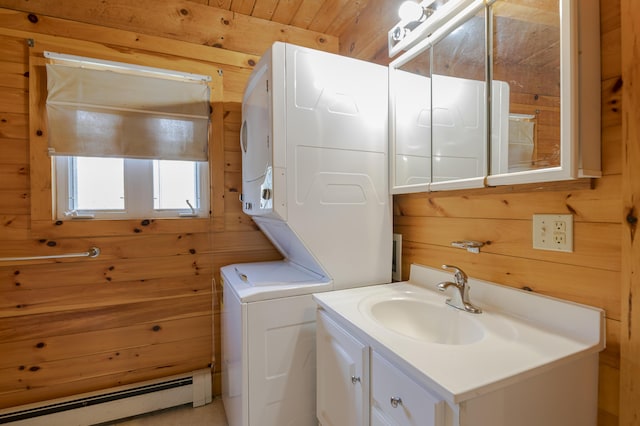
top-left (192, 0), bottom-right (380, 37)
top-left (188, 0), bottom-right (399, 62)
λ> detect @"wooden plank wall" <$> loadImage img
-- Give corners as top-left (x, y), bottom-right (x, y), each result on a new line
top-left (0, 4), bottom-right (336, 409)
top-left (342, 2), bottom-right (621, 425)
top-left (619, 0), bottom-right (640, 423)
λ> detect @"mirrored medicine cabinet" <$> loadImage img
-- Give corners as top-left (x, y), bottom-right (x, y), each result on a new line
top-left (389, 0), bottom-right (601, 194)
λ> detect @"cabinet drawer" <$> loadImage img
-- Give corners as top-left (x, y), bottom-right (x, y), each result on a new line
top-left (371, 351), bottom-right (444, 426)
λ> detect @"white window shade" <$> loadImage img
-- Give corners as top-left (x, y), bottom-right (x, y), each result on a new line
top-left (45, 53), bottom-right (210, 161)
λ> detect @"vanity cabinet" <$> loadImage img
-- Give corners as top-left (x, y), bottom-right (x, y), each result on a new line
top-left (315, 277), bottom-right (602, 426)
top-left (314, 265), bottom-right (604, 426)
top-left (317, 310), bottom-right (445, 426)
top-left (316, 310), bottom-right (369, 426)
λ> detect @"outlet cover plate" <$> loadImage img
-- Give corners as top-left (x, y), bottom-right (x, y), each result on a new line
top-left (532, 214), bottom-right (573, 252)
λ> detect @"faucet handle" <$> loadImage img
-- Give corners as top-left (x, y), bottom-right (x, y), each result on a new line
top-left (441, 264), bottom-right (467, 285)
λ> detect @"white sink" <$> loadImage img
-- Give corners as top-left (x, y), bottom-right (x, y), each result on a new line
top-left (314, 264), bottom-right (605, 402)
top-left (362, 297), bottom-right (485, 345)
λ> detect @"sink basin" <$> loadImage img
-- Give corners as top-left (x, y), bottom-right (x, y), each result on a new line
top-left (363, 297), bottom-right (485, 345)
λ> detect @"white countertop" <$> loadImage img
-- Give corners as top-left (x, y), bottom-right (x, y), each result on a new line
top-left (312, 264), bottom-right (605, 404)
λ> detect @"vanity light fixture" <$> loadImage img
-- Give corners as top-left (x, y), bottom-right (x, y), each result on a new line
top-left (391, 1), bottom-right (431, 43)
top-left (388, 0), bottom-right (479, 57)
top-left (398, 1), bottom-right (428, 24)
top-left (391, 1), bottom-right (431, 44)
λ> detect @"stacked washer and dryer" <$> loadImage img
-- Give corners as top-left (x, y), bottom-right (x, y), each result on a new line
top-left (221, 42), bottom-right (392, 426)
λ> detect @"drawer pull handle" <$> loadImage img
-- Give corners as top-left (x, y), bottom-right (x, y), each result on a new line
top-left (351, 376), bottom-right (361, 384)
top-left (390, 397), bottom-right (402, 408)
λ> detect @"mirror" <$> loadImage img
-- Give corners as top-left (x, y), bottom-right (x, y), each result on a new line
top-left (389, 43), bottom-right (432, 193)
top-left (430, 7), bottom-right (486, 190)
top-left (389, 3), bottom-right (487, 193)
top-left (389, 0), bottom-right (600, 193)
top-left (490, 0), bottom-right (561, 174)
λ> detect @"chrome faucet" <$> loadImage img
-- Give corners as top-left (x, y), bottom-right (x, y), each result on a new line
top-left (437, 264), bottom-right (482, 314)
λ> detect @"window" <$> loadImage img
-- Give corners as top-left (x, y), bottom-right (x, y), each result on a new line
top-left (45, 52), bottom-right (211, 220)
top-left (55, 157), bottom-right (208, 219)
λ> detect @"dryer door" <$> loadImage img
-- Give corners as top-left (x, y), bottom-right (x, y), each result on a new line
top-left (241, 59), bottom-right (273, 216)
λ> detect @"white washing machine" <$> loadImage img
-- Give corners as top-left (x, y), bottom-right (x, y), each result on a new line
top-left (221, 261), bottom-right (330, 426)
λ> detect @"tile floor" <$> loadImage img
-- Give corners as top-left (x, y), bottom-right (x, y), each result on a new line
top-left (106, 397), bottom-right (228, 426)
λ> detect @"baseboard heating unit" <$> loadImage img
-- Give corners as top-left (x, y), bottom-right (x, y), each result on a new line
top-left (0, 369), bottom-right (212, 425)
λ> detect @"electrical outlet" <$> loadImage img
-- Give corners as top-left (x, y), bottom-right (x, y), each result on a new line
top-left (532, 214), bottom-right (573, 252)
top-left (553, 233), bottom-right (566, 245)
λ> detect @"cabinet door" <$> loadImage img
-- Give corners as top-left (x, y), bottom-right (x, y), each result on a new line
top-left (316, 310), bottom-right (369, 426)
top-left (486, 0), bottom-right (602, 185)
top-left (371, 351), bottom-right (445, 426)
